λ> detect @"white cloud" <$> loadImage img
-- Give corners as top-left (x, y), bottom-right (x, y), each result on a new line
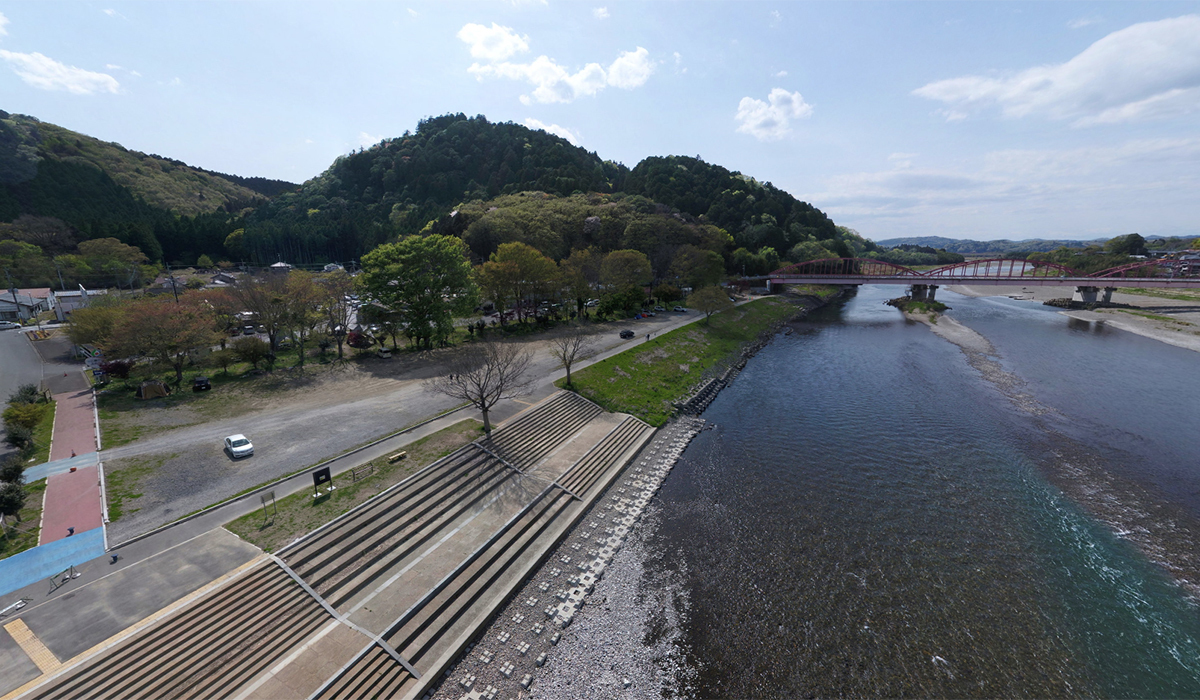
top-left (914, 15), bottom-right (1200, 126)
top-left (774, 70), bottom-right (788, 78)
top-left (358, 132), bottom-right (384, 148)
top-left (734, 88), bottom-right (813, 141)
top-left (470, 56), bottom-right (608, 104)
top-left (593, 7), bottom-right (609, 19)
top-left (607, 47), bottom-right (652, 89)
top-left (457, 23), bottom-right (529, 62)
top-left (524, 118), bottom-right (579, 145)
top-left (1068, 16), bottom-right (1101, 29)
top-left (0, 50), bottom-right (120, 94)
top-left (770, 10), bottom-right (782, 28)
top-left (0, 12), bottom-right (9, 36)
top-left (888, 152), bottom-right (918, 169)
top-left (408, 8), bottom-right (419, 18)
top-left (463, 25), bottom-right (651, 103)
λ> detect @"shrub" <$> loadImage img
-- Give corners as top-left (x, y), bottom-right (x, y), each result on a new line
top-left (100, 359), bottom-right (134, 379)
top-left (233, 337), bottom-right (271, 369)
top-left (0, 456), bottom-right (24, 485)
top-left (7, 384), bottom-right (40, 405)
top-left (3, 424), bottom-right (33, 453)
top-left (3, 403), bottom-right (45, 431)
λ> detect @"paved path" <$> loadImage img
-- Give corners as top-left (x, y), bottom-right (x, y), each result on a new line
top-left (47, 390), bottom-right (96, 462)
top-left (38, 467), bottom-right (104, 546)
top-left (39, 384), bottom-right (103, 546)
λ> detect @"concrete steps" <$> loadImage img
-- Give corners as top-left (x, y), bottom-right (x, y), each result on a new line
top-left (282, 449), bottom-right (514, 607)
top-left (485, 392), bottom-right (603, 470)
top-left (386, 488), bottom-right (575, 666)
top-left (23, 561), bottom-right (332, 700)
top-left (313, 644), bottom-right (417, 700)
top-left (557, 417), bottom-right (654, 497)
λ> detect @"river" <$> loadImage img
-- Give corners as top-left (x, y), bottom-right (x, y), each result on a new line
top-left (642, 284), bottom-right (1200, 698)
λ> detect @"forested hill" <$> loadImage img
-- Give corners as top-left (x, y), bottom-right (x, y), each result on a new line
top-left (0, 112), bottom-right (291, 216)
top-left (239, 114), bottom-right (845, 266)
top-left (0, 111), bottom-right (294, 278)
top-left (624, 156), bottom-right (838, 254)
top-left (238, 114), bottom-right (627, 263)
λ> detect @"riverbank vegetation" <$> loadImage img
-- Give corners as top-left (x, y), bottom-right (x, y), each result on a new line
top-left (0, 476), bottom-right (45, 561)
top-left (562, 297), bottom-right (800, 425)
top-left (225, 419), bottom-right (481, 552)
top-left (886, 297), bottom-right (950, 320)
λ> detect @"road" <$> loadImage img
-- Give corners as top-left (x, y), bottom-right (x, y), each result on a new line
top-left (100, 310), bottom-right (712, 543)
top-left (0, 328), bottom-right (55, 461)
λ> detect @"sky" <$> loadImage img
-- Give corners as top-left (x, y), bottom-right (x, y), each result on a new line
top-left (1, 1), bottom-right (1199, 243)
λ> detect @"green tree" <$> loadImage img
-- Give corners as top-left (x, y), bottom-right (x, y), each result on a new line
top-left (670, 244), bottom-right (725, 289)
top-left (359, 234), bottom-right (477, 349)
top-left (477, 241), bottom-right (557, 324)
top-left (196, 254), bottom-right (214, 268)
top-left (233, 337), bottom-right (270, 370)
top-left (318, 270), bottom-right (356, 359)
top-left (600, 249), bottom-right (652, 290)
top-left (689, 286), bottom-right (734, 323)
top-left (1105, 233), bottom-right (1148, 257)
top-left (0, 481), bottom-right (28, 528)
top-left (103, 293), bottom-right (221, 386)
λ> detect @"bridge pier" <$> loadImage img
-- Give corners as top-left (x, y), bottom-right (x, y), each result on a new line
top-left (1102, 287), bottom-right (1116, 303)
top-left (1073, 286), bottom-right (1116, 304)
top-left (910, 284), bottom-right (939, 301)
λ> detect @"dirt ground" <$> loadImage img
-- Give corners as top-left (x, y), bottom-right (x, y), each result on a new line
top-left (100, 313), bottom-right (696, 542)
top-left (947, 284), bottom-right (1200, 353)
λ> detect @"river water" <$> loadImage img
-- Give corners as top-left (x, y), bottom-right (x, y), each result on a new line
top-left (644, 285), bottom-right (1200, 698)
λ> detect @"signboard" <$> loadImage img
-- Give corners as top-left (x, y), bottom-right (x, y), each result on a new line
top-left (92, 369), bottom-right (105, 377)
top-left (312, 466), bottom-right (334, 498)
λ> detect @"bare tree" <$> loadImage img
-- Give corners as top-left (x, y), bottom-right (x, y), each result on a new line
top-left (550, 323), bottom-right (595, 389)
top-left (426, 340), bottom-right (535, 435)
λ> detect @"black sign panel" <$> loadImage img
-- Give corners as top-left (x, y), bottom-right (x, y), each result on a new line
top-left (313, 466), bottom-right (332, 488)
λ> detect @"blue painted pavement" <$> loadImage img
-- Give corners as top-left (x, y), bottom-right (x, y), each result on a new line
top-left (0, 527), bottom-right (106, 597)
top-left (22, 452), bottom-right (99, 483)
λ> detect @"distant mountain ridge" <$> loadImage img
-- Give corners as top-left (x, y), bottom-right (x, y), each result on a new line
top-left (874, 236), bottom-right (1116, 254)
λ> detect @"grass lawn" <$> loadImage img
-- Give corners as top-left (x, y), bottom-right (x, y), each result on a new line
top-left (27, 400), bottom-right (56, 465)
top-left (105, 453), bottom-right (174, 522)
top-left (0, 479), bottom-right (46, 561)
top-left (562, 297), bottom-right (800, 426)
top-left (225, 419), bottom-right (483, 552)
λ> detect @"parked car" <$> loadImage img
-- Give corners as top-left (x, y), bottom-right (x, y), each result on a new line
top-left (377, 347), bottom-right (392, 359)
top-left (653, 306), bottom-right (665, 312)
top-left (619, 329), bottom-right (635, 339)
top-left (224, 434), bottom-right (254, 459)
top-left (192, 376), bottom-right (211, 392)
top-left (0, 321), bottom-right (20, 330)
top-left (673, 306), bottom-right (687, 312)
top-left (242, 325), bottom-right (256, 335)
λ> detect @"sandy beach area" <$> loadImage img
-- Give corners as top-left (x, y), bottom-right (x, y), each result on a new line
top-left (946, 284), bottom-right (1200, 354)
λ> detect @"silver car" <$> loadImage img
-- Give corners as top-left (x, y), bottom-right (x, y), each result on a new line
top-left (224, 434), bottom-right (254, 458)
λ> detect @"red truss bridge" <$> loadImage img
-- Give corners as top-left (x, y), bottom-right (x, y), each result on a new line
top-left (764, 258), bottom-right (1200, 302)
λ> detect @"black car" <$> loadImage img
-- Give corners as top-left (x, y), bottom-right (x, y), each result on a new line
top-left (619, 330), bottom-right (635, 339)
top-left (192, 376), bottom-right (212, 392)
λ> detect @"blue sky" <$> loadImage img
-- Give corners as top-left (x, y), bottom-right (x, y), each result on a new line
top-left (1, 1), bottom-right (1198, 242)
